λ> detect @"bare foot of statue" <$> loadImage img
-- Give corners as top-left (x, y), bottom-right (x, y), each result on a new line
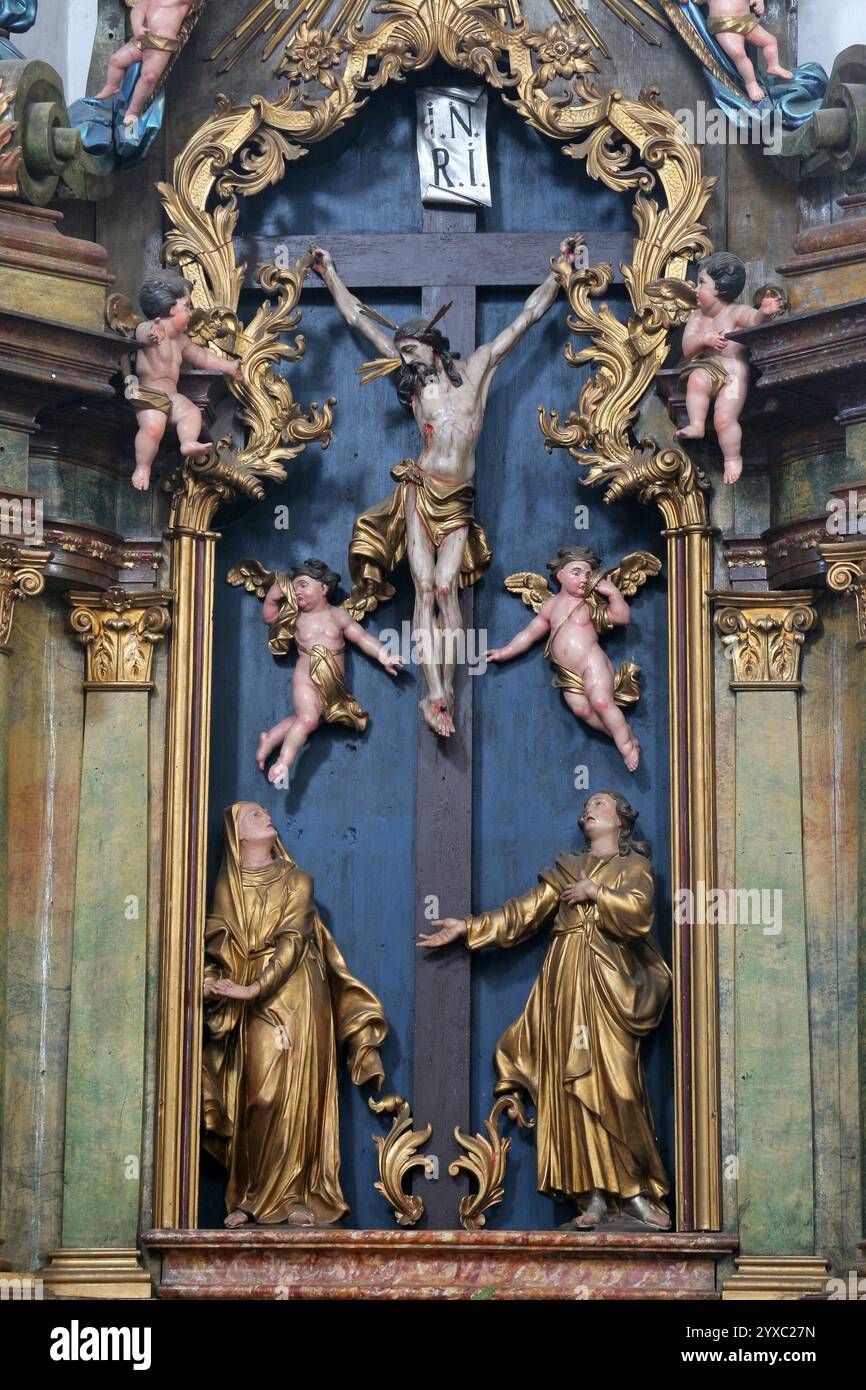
top-left (180, 439), bottom-right (213, 458)
top-left (286, 1203), bottom-right (316, 1227)
top-left (745, 79), bottom-right (765, 102)
top-left (724, 456), bottom-right (743, 485)
top-left (766, 63), bottom-right (793, 80)
top-left (224, 1209), bottom-right (251, 1228)
top-left (567, 1189), bottom-right (607, 1229)
top-left (677, 423), bottom-right (706, 441)
top-left (619, 734), bottom-right (640, 774)
top-left (122, 112), bottom-right (141, 135)
top-left (420, 697), bottom-right (452, 738)
top-left (622, 1195), bottom-right (671, 1230)
top-left (257, 729), bottom-right (284, 771)
top-left (131, 462), bottom-right (152, 491)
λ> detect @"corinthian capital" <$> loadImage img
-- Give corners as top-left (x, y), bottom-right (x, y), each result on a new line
top-left (711, 590), bottom-right (817, 691)
top-left (820, 541), bottom-right (866, 651)
top-left (67, 587), bottom-right (172, 691)
top-left (0, 541), bottom-right (51, 655)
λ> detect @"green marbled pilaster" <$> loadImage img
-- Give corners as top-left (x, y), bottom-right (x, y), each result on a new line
top-left (734, 690), bottom-right (814, 1254)
top-left (61, 690), bottom-right (149, 1249)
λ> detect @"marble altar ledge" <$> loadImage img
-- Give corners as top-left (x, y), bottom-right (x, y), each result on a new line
top-left (143, 1228), bottom-right (738, 1301)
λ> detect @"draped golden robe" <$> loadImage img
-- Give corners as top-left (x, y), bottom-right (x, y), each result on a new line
top-left (465, 849), bottom-right (671, 1203)
top-left (202, 808), bottom-right (388, 1224)
top-left (345, 459), bottom-right (492, 619)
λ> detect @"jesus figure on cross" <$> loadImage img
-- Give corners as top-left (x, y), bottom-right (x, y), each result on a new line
top-left (311, 235), bottom-right (582, 738)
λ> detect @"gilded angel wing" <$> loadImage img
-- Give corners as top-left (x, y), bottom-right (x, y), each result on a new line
top-left (226, 557), bottom-right (276, 600)
top-left (105, 293), bottom-right (142, 338)
top-left (586, 551), bottom-right (661, 633)
top-left (504, 572), bottom-right (552, 615)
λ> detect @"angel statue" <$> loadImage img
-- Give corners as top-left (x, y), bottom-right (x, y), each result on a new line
top-left (486, 547), bottom-right (661, 773)
top-left (310, 235), bottom-right (583, 739)
top-left (227, 557), bottom-right (404, 786)
top-left (96, 1), bottom-right (201, 134)
top-left (107, 271), bottom-right (242, 490)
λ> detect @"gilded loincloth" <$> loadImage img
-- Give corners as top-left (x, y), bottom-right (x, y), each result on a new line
top-left (677, 353), bottom-right (728, 400)
top-left (346, 458), bottom-right (492, 620)
top-left (547, 651), bottom-right (642, 708)
top-left (708, 14), bottom-right (760, 35)
top-left (134, 32), bottom-right (181, 53)
top-left (125, 381), bottom-right (172, 416)
top-left (301, 643), bottom-right (368, 733)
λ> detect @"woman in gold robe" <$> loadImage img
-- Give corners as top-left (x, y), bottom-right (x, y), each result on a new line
top-left (420, 790), bottom-right (671, 1229)
top-left (202, 802), bottom-right (388, 1227)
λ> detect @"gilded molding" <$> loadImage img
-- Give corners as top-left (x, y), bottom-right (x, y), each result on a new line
top-left (0, 541), bottom-right (51, 655)
top-left (41, 1248), bottom-right (152, 1300)
top-left (450, 1093), bottom-right (533, 1231)
top-left (722, 1256), bottom-right (833, 1302)
top-left (820, 541), bottom-right (866, 649)
top-left (369, 1095), bottom-right (433, 1227)
top-left (67, 587), bottom-right (172, 691)
top-left (711, 590), bottom-right (817, 690)
top-left (153, 0), bottom-right (723, 1233)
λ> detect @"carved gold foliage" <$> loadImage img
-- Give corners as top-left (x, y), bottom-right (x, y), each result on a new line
top-left (68, 587), bottom-right (172, 690)
top-left (713, 594), bottom-right (817, 690)
top-left (160, 0), bottom-right (714, 523)
top-left (450, 1093), bottom-right (533, 1231)
top-left (369, 1094), bottom-right (433, 1227)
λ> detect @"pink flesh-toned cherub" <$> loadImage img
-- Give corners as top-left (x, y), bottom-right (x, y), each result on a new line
top-left (128, 271), bottom-right (242, 490)
top-left (95, 1), bottom-right (197, 131)
top-left (676, 252), bottom-right (785, 484)
top-left (704, 0), bottom-right (792, 103)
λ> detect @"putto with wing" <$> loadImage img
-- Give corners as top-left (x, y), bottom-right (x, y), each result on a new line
top-left (488, 547), bottom-right (661, 772)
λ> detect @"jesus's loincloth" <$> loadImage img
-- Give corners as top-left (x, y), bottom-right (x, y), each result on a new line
top-left (345, 458), bottom-right (492, 620)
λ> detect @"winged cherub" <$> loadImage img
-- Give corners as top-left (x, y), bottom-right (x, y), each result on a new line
top-left (227, 558), bottom-right (404, 786)
top-left (486, 547), bottom-right (661, 773)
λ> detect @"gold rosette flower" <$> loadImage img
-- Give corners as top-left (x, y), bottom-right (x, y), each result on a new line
top-left (526, 23), bottom-right (594, 86)
top-left (278, 23), bottom-right (347, 84)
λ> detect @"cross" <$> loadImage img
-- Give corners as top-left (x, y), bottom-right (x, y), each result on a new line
top-left (237, 213), bottom-right (632, 1228)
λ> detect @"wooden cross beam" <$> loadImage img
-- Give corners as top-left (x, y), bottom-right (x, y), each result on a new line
top-left (235, 230), bottom-right (633, 289)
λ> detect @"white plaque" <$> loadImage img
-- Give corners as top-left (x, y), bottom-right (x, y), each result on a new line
top-left (416, 85), bottom-right (491, 209)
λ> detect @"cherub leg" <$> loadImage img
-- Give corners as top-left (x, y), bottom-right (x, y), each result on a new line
top-left (716, 32), bottom-right (764, 102)
top-left (713, 361), bottom-right (748, 483)
top-left (124, 51), bottom-right (172, 124)
top-left (257, 717), bottom-right (293, 771)
top-left (584, 657), bottom-right (640, 772)
top-left (561, 690), bottom-right (607, 734)
top-left (433, 526), bottom-right (468, 737)
top-left (171, 394), bottom-right (211, 459)
top-left (406, 493), bottom-right (450, 737)
top-left (95, 40), bottom-right (141, 99)
top-left (751, 27), bottom-right (793, 80)
top-left (268, 675), bottom-right (322, 784)
top-left (132, 408), bottom-right (168, 490)
top-left (676, 370), bottom-right (714, 442)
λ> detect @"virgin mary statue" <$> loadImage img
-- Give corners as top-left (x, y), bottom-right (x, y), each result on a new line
top-left (202, 801), bottom-right (388, 1227)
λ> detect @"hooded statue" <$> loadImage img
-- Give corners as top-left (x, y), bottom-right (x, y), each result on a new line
top-left (202, 802), bottom-right (388, 1226)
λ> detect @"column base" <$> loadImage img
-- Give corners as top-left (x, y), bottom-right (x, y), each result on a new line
top-left (722, 1255), bottom-right (832, 1300)
top-left (41, 1248), bottom-right (152, 1299)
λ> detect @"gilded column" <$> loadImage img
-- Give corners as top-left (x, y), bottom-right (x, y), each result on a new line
top-left (41, 587), bottom-right (170, 1299)
top-left (712, 591), bottom-right (829, 1298)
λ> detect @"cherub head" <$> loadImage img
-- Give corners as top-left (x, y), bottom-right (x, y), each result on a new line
top-left (290, 558), bottom-right (340, 611)
top-left (392, 319), bottom-right (463, 413)
top-left (547, 546), bottom-right (600, 599)
top-left (696, 252), bottom-right (746, 310)
top-left (139, 271), bottom-right (194, 332)
top-left (578, 790), bottom-right (650, 858)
